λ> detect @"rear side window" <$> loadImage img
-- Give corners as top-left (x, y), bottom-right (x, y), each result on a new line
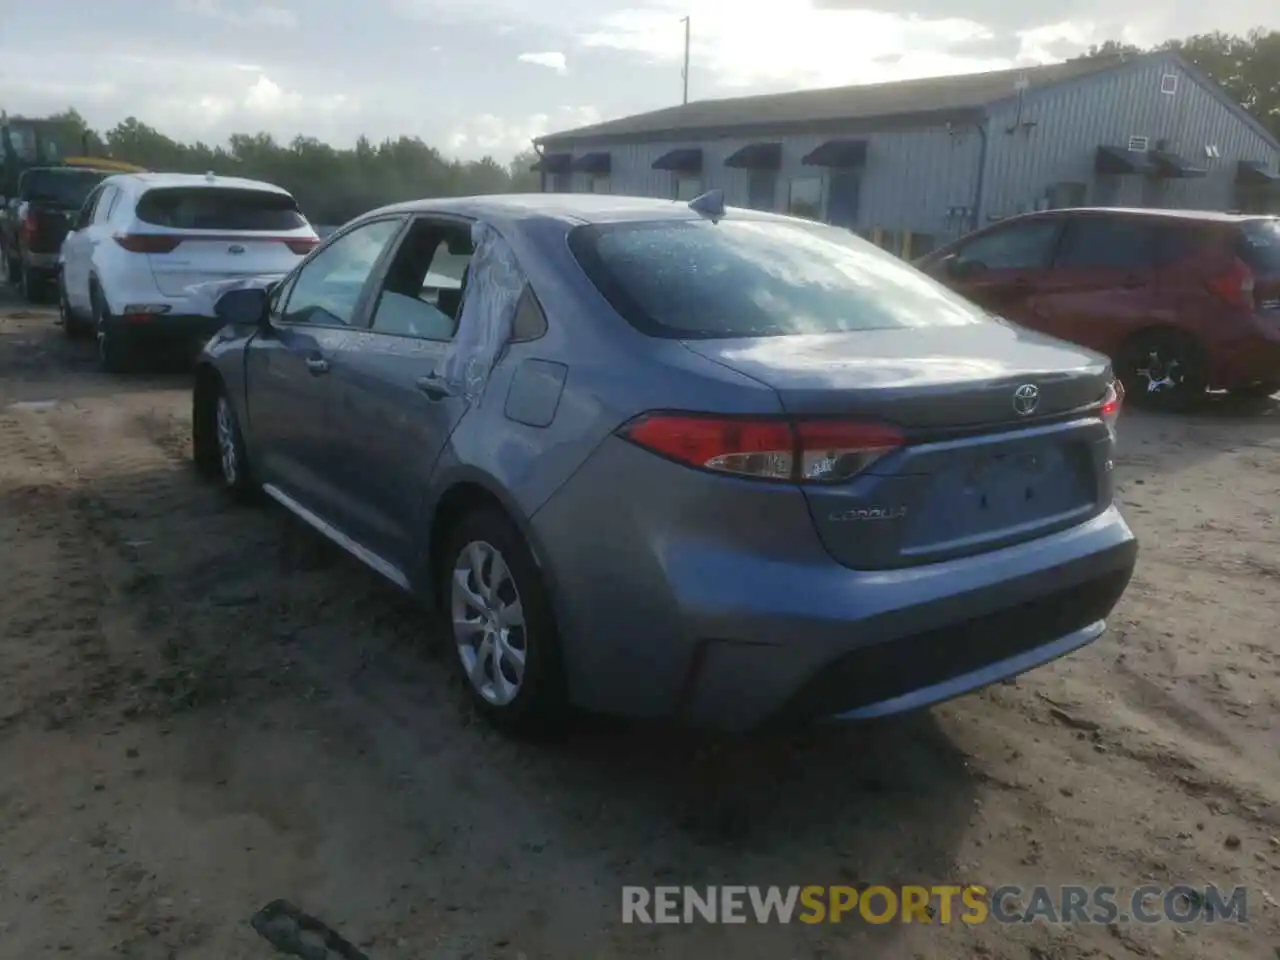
top-left (1236, 219), bottom-right (1280, 273)
top-left (135, 187), bottom-right (307, 231)
top-left (568, 218), bottom-right (988, 339)
top-left (1053, 217), bottom-right (1154, 270)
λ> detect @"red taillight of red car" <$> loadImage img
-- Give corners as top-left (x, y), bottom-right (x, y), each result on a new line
top-left (1205, 257), bottom-right (1255, 309)
top-left (113, 233), bottom-right (183, 254)
top-left (620, 413), bottom-right (904, 483)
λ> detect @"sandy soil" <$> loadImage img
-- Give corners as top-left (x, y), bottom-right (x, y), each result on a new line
top-left (0, 292), bottom-right (1277, 960)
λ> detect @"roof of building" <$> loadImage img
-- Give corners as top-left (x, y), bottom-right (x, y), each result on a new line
top-left (537, 54), bottom-right (1136, 146)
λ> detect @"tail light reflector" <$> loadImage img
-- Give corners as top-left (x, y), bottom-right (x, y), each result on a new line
top-left (1099, 380), bottom-right (1122, 436)
top-left (1205, 257), bottom-right (1255, 309)
top-left (620, 414), bottom-right (904, 483)
top-left (284, 237), bottom-right (320, 255)
top-left (114, 233), bottom-right (183, 254)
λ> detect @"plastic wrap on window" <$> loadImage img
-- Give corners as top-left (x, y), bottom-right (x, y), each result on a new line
top-left (438, 221), bottom-right (525, 404)
top-left (186, 274), bottom-right (286, 318)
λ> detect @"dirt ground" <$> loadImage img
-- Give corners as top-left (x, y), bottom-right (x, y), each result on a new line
top-left (0, 290), bottom-right (1277, 960)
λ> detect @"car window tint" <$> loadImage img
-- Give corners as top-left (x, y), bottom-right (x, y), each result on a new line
top-left (568, 218), bottom-right (989, 339)
top-left (369, 219), bottom-right (474, 340)
top-left (281, 219), bottom-right (402, 327)
top-left (958, 219), bottom-right (1060, 271)
top-left (1054, 217), bottom-right (1155, 270)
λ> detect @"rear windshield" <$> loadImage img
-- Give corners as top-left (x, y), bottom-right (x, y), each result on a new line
top-left (135, 187), bottom-right (306, 231)
top-left (567, 219), bottom-right (987, 339)
top-left (19, 168), bottom-right (106, 208)
top-left (1236, 218), bottom-right (1280, 274)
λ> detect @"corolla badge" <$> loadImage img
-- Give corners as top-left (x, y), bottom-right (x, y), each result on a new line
top-left (1012, 383), bottom-right (1040, 416)
top-left (828, 506), bottom-right (908, 522)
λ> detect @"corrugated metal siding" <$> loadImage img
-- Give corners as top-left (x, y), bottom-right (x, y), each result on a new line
top-left (556, 127), bottom-right (982, 243)
top-left (982, 54), bottom-right (1280, 219)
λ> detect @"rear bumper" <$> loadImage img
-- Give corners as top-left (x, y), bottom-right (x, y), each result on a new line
top-left (1211, 322), bottom-right (1280, 388)
top-left (532, 437), bottom-right (1138, 731)
top-left (100, 313), bottom-right (226, 355)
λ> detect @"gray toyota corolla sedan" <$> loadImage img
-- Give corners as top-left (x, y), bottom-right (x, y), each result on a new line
top-left (191, 192), bottom-right (1137, 734)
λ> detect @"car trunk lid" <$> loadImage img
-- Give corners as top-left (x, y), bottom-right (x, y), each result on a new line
top-left (141, 233), bottom-right (309, 297)
top-left (682, 324), bottom-right (1116, 569)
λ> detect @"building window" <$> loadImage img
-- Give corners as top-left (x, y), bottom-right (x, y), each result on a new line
top-left (674, 176), bottom-right (703, 201)
top-left (746, 170), bottom-right (777, 210)
top-left (591, 176), bottom-right (611, 194)
top-left (1160, 73), bottom-right (1178, 95)
top-left (1126, 135), bottom-right (1149, 153)
top-left (788, 177), bottom-right (823, 219)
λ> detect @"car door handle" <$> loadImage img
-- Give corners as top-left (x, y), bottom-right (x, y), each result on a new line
top-left (415, 373), bottom-right (454, 401)
top-left (305, 356), bottom-right (330, 375)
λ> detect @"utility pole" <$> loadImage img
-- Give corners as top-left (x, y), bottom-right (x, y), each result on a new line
top-left (680, 16), bottom-right (690, 105)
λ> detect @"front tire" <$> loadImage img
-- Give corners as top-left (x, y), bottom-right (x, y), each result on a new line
top-left (1116, 330), bottom-right (1207, 412)
top-left (443, 508), bottom-right (568, 736)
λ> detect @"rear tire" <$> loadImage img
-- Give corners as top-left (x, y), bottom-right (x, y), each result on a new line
top-left (93, 285), bottom-right (134, 373)
top-left (1116, 330), bottom-right (1207, 412)
top-left (18, 263), bottom-right (40, 304)
top-left (441, 507), bottom-right (568, 738)
top-left (207, 384), bottom-right (257, 502)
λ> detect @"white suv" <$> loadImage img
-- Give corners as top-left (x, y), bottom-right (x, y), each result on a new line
top-left (57, 172), bottom-right (319, 370)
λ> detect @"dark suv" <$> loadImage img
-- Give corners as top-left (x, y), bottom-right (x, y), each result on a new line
top-left (918, 208), bottom-right (1280, 408)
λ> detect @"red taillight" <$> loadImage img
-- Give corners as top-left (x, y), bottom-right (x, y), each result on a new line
top-left (1100, 380), bottom-right (1122, 433)
top-left (113, 233), bottom-right (183, 254)
top-left (1205, 257), bottom-right (1255, 309)
top-left (620, 414), bottom-right (904, 483)
top-left (284, 237), bottom-right (319, 255)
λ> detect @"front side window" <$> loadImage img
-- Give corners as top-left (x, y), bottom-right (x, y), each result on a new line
top-left (281, 218), bottom-right (403, 327)
top-left (568, 218), bottom-right (990, 339)
top-left (957, 218), bottom-right (1060, 271)
top-left (1053, 217), bottom-right (1155, 270)
top-left (369, 220), bottom-right (474, 340)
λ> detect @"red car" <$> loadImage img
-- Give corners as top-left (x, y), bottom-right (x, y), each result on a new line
top-left (917, 208), bottom-right (1280, 408)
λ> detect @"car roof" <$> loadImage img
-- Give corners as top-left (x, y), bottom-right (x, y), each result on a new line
top-left (1025, 207), bottom-right (1276, 224)
top-left (110, 172), bottom-right (294, 196)
top-left (366, 192), bottom-right (796, 226)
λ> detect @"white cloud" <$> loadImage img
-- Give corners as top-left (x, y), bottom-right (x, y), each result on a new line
top-left (178, 0), bottom-right (299, 28)
top-left (448, 105), bottom-right (600, 155)
top-left (518, 51), bottom-right (568, 73)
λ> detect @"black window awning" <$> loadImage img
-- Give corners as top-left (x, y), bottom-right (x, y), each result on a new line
top-left (1149, 149), bottom-right (1208, 179)
top-left (724, 141), bottom-right (781, 170)
top-left (530, 152), bottom-right (572, 173)
top-left (652, 147), bottom-right (703, 173)
top-left (802, 139), bottom-right (869, 168)
top-left (571, 152), bottom-right (611, 175)
top-left (1094, 145), bottom-right (1156, 175)
top-left (1237, 159), bottom-right (1280, 186)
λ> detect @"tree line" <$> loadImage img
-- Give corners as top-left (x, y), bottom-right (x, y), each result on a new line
top-left (11, 28), bottom-right (1280, 224)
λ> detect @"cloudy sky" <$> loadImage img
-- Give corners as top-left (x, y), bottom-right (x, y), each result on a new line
top-left (0, 0), bottom-right (1272, 160)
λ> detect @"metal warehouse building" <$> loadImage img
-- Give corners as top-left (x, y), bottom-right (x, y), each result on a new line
top-left (532, 52), bottom-right (1280, 257)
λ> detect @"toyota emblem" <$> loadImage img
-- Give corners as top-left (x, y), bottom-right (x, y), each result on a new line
top-left (1012, 383), bottom-right (1040, 416)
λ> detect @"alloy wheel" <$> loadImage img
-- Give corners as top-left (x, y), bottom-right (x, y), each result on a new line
top-left (450, 540), bottom-right (527, 706)
top-left (215, 395), bottom-right (239, 486)
top-left (1134, 349), bottom-right (1182, 395)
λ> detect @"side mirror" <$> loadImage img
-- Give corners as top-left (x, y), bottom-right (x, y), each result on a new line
top-left (215, 287), bottom-right (269, 327)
